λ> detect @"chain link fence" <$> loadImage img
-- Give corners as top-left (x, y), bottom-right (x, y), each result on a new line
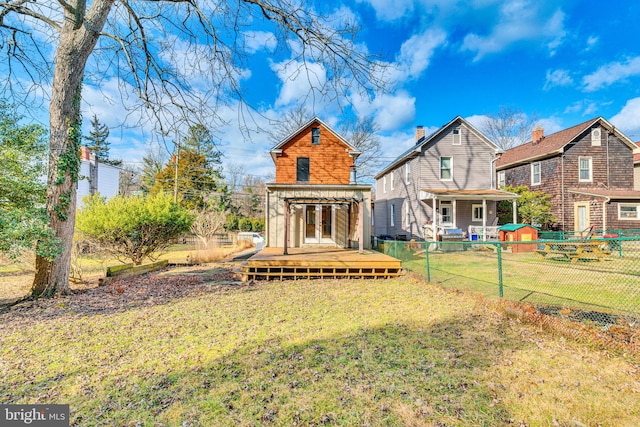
top-left (376, 236), bottom-right (640, 329)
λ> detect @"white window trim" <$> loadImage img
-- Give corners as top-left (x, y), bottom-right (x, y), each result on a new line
top-left (452, 128), bottom-right (461, 145)
top-left (390, 204), bottom-right (395, 227)
top-left (383, 176), bottom-right (387, 193)
top-left (390, 171), bottom-right (394, 190)
top-left (619, 203), bottom-right (640, 220)
top-left (405, 160), bottom-right (411, 184)
top-left (497, 170), bottom-right (505, 187)
top-left (472, 204), bottom-right (484, 222)
top-left (578, 156), bottom-right (593, 182)
top-left (531, 162), bottom-right (541, 186)
top-left (440, 156), bottom-right (453, 181)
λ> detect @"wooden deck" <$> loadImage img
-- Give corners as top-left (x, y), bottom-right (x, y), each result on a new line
top-left (240, 247), bottom-right (403, 281)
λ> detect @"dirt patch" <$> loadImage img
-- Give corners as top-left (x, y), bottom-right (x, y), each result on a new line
top-left (0, 263), bottom-right (246, 326)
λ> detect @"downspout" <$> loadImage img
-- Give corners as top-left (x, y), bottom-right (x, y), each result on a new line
top-left (561, 154), bottom-right (565, 231)
top-left (602, 196), bottom-right (610, 233)
top-left (606, 129), bottom-right (611, 188)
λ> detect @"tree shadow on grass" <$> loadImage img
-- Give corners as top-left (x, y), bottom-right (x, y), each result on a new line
top-left (63, 319), bottom-right (516, 426)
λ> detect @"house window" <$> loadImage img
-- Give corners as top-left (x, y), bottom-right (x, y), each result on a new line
top-left (440, 202), bottom-right (452, 224)
top-left (383, 176), bottom-right (387, 193)
top-left (498, 170), bottom-right (505, 187)
top-left (296, 157), bottom-right (310, 182)
top-left (591, 128), bottom-right (601, 147)
top-left (531, 162), bottom-right (541, 185)
top-left (405, 160), bottom-right (411, 183)
top-left (390, 204), bottom-right (395, 227)
top-left (440, 157), bottom-right (452, 180)
top-left (311, 127), bottom-right (320, 145)
top-left (619, 204), bottom-right (639, 220)
top-left (390, 171), bottom-right (394, 190)
top-left (452, 128), bottom-right (461, 145)
top-left (579, 157), bottom-right (592, 182)
top-left (472, 204), bottom-right (483, 222)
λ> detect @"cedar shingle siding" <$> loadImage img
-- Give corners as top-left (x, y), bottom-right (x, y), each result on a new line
top-left (275, 124), bottom-right (353, 184)
top-left (498, 118), bottom-right (640, 231)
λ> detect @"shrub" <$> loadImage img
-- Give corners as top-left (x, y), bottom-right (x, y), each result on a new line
top-left (76, 193), bottom-right (193, 265)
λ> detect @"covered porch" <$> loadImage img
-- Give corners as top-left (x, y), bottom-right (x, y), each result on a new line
top-left (419, 189), bottom-right (519, 241)
top-left (265, 184), bottom-right (372, 253)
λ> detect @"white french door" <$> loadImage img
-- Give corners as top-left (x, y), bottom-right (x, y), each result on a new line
top-left (304, 205), bottom-right (334, 244)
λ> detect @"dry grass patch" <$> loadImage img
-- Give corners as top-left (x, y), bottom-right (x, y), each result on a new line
top-left (0, 269), bottom-right (638, 426)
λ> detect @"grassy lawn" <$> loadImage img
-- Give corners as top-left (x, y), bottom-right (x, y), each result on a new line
top-left (1, 271), bottom-right (639, 426)
top-left (402, 247), bottom-right (640, 318)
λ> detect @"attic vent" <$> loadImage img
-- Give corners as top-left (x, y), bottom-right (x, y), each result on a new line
top-left (452, 128), bottom-right (461, 145)
top-left (591, 128), bottom-right (601, 146)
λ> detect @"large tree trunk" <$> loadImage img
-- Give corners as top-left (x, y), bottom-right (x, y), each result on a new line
top-left (31, 0), bottom-right (114, 298)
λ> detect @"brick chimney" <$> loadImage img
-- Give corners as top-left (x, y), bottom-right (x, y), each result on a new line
top-left (415, 125), bottom-right (425, 143)
top-left (80, 145), bottom-right (91, 161)
top-left (532, 126), bottom-right (544, 145)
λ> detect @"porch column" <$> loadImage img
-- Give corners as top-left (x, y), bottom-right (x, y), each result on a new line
top-left (452, 199), bottom-right (457, 228)
top-left (512, 199), bottom-right (517, 224)
top-left (432, 198), bottom-right (438, 242)
top-left (358, 200), bottom-right (364, 254)
top-left (283, 200), bottom-right (290, 255)
top-left (482, 199), bottom-right (487, 241)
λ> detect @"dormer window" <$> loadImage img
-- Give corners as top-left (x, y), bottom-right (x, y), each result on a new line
top-left (591, 128), bottom-right (601, 147)
top-left (312, 127), bottom-right (320, 145)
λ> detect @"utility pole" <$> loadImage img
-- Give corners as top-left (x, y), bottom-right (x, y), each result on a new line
top-left (173, 133), bottom-right (180, 203)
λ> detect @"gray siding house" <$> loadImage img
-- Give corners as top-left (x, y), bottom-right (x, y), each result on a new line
top-left (373, 116), bottom-right (517, 241)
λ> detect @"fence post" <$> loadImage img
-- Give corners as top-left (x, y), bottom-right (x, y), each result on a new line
top-left (425, 240), bottom-right (431, 282)
top-left (497, 242), bottom-right (503, 298)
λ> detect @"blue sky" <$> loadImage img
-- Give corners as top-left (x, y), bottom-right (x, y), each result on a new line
top-left (7, 0), bottom-right (640, 181)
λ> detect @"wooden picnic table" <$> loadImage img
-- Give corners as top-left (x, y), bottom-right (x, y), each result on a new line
top-left (534, 240), bottom-right (611, 263)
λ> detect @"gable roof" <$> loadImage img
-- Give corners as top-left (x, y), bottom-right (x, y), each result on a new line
top-left (496, 117), bottom-right (638, 170)
top-left (374, 116), bottom-right (498, 179)
top-left (269, 117), bottom-right (359, 162)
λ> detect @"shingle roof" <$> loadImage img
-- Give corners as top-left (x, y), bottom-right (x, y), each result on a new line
top-left (496, 118), bottom-right (599, 169)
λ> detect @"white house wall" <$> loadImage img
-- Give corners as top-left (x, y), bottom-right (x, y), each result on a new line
top-left (77, 160), bottom-right (121, 206)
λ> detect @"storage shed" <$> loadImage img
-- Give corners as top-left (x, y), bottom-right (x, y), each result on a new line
top-left (498, 224), bottom-right (539, 253)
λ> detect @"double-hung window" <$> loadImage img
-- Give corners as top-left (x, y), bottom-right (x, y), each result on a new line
top-left (531, 162), bottom-right (541, 185)
top-left (440, 157), bottom-right (452, 180)
top-left (579, 157), bottom-right (592, 182)
top-left (497, 170), bottom-right (505, 187)
top-left (472, 204), bottom-right (483, 222)
top-left (405, 160), bottom-right (411, 183)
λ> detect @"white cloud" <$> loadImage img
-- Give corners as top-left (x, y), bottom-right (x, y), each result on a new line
top-left (582, 56), bottom-right (640, 92)
top-left (356, 0), bottom-right (414, 21)
top-left (610, 97), bottom-right (640, 137)
top-left (271, 60), bottom-right (328, 107)
top-left (465, 114), bottom-right (489, 130)
top-left (543, 69), bottom-right (573, 90)
top-left (586, 35), bottom-right (599, 51)
top-left (390, 29), bottom-right (447, 83)
top-left (535, 117), bottom-right (563, 135)
top-left (351, 91), bottom-right (416, 132)
top-left (243, 31), bottom-right (277, 54)
top-left (461, 1), bottom-right (566, 61)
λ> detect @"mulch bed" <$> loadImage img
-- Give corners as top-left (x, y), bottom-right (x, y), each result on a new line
top-left (0, 264), bottom-right (249, 326)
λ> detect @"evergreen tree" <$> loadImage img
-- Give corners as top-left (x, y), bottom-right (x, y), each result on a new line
top-left (151, 126), bottom-right (230, 211)
top-left (85, 114), bottom-right (122, 166)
